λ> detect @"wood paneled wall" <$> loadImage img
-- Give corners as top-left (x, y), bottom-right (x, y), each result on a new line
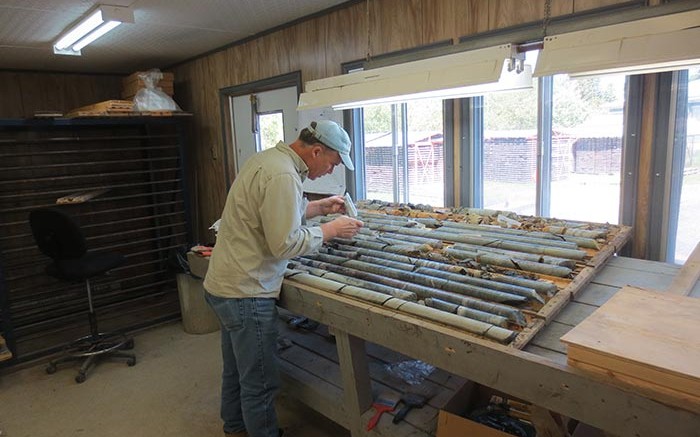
top-left (170, 0), bottom-right (634, 240)
top-left (0, 71), bottom-right (122, 119)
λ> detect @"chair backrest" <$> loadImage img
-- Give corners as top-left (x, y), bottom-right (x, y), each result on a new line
top-left (29, 208), bottom-right (87, 260)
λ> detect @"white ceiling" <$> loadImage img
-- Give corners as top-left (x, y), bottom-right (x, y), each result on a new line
top-left (0, 0), bottom-right (349, 74)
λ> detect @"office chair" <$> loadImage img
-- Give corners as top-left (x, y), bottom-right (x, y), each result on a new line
top-left (29, 208), bottom-right (136, 383)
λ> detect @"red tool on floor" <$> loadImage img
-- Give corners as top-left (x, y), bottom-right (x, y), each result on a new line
top-left (366, 392), bottom-right (401, 431)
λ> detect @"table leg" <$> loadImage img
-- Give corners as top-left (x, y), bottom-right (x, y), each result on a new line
top-left (334, 328), bottom-right (372, 437)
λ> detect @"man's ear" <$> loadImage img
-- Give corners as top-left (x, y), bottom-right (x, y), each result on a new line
top-left (311, 144), bottom-right (323, 157)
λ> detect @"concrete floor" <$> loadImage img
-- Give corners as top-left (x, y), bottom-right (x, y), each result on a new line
top-left (0, 322), bottom-right (349, 437)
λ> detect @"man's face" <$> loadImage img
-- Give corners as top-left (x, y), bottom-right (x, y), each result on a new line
top-left (308, 144), bottom-right (341, 180)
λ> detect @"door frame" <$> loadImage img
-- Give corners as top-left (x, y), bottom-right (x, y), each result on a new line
top-left (219, 71), bottom-right (302, 189)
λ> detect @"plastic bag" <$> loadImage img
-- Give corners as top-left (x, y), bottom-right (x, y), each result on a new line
top-left (133, 69), bottom-right (181, 111)
top-left (384, 360), bottom-right (435, 386)
top-left (209, 218), bottom-right (221, 237)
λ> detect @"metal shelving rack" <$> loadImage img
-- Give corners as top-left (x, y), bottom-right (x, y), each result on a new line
top-left (0, 117), bottom-right (192, 364)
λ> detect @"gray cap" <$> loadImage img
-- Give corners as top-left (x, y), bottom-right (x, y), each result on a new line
top-left (308, 120), bottom-right (354, 171)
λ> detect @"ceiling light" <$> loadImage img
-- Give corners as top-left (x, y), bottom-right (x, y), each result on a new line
top-left (534, 9), bottom-right (700, 78)
top-left (298, 44), bottom-right (533, 111)
top-left (53, 5), bottom-right (134, 56)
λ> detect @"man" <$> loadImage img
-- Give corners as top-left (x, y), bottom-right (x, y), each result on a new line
top-left (204, 120), bottom-right (363, 437)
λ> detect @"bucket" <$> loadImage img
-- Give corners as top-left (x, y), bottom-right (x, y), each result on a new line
top-left (176, 273), bottom-right (220, 334)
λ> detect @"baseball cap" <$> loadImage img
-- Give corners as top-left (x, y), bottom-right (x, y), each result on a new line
top-left (308, 120), bottom-right (354, 171)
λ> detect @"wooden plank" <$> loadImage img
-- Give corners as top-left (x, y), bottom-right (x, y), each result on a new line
top-left (363, 342), bottom-right (465, 391)
top-left (325, 5), bottom-right (366, 77)
top-left (572, 283), bottom-right (617, 306)
top-left (305, 323), bottom-right (462, 391)
top-left (278, 330), bottom-right (439, 434)
top-left (552, 301), bottom-right (597, 327)
top-left (370, 0), bottom-right (423, 56)
top-left (530, 406), bottom-right (572, 437)
top-left (0, 71), bottom-right (25, 117)
top-left (573, 0), bottom-right (637, 13)
top-left (279, 323), bottom-right (446, 427)
top-left (56, 188), bottom-right (109, 205)
top-left (606, 256), bottom-right (679, 276)
top-left (335, 330), bottom-right (373, 437)
top-left (568, 347), bottom-right (700, 398)
top-left (591, 264), bottom-right (675, 290)
top-left (278, 359), bottom-right (349, 428)
top-left (561, 286), bottom-right (700, 397)
top-left (523, 344), bottom-right (566, 365)
top-left (632, 74), bottom-right (658, 259)
top-left (692, 279), bottom-right (700, 299)
top-left (489, 0), bottom-right (541, 30)
top-left (67, 100), bottom-right (134, 114)
top-left (568, 358), bottom-right (700, 413)
top-left (280, 281), bottom-right (700, 437)
top-left (421, 0), bottom-right (489, 44)
top-left (667, 242), bottom-right (700, 296)
top-left (0, 71), bottom-right (122, 119)
top-left (281, 355), bottom-right (433, 437)
top-left (530, 321), bottom-right (572, 355)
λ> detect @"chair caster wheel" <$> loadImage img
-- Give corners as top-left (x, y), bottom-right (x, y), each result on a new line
top-left (123, 339), bottom-right (134, 350)
top-left (127, 358), bottom-right (136, 366)
top-left (46, 364), bottom-right (57, 374)
top-left (75, 373), bottom-right (86, 383)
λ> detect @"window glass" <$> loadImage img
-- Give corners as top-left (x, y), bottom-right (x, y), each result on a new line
top-left (482, 84), bottom-right (538, 215)
top-left (362, 99), bottom-right (444, 206)
top-left (364, 104), bottom-right (400, 203)
top-left (257, 112), bottom-right (284, 151)
top-left (406, 100), bottom-right (444, 206)
top-left (672, 67), bottom-right (700, 263)
top-left (549, 75), bottom-right (626, 224)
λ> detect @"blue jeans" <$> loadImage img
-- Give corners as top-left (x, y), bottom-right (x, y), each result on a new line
top-left (205, 293), bottom-right (280, 437)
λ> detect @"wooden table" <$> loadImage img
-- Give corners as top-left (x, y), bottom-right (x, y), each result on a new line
top-left (278, 256), bottom-right (700, 437)
top-left (188, 253), bottom-right (700, 437)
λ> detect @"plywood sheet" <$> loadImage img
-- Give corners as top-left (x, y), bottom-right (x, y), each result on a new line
top-left (561, 286), bottom-right (700, 397)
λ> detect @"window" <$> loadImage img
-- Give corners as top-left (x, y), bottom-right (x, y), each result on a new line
top-left (473, 58), bottom-right (626, 223)
top-left (361, 99), bottom-right (445, 206)
top-left (667, 67), bottom-right (700, 263)
top-left (481, 83), bottom-right (539, 215)
top-left (256, 111), bottom-right (284, 151)
top-left (549, 75), bottom-right (627, 224)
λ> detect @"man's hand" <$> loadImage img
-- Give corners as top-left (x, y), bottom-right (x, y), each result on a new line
top-left (319, 195), bottom-right (346, 215)
top-left (320, 216), bottom-right (363, 241)
top-left (307, 195), bottom-right (346, 218)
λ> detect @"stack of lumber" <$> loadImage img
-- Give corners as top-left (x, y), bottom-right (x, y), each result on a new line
top-left (560, 285), bottom-right (700, 405)
top-left (65, 100), bottom-right (134, 117)
top-left (121, 71), bottom-right (174, 100)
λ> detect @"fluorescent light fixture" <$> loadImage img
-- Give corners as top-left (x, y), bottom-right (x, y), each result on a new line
top-left (53, 5), bottom-right (134, 56)
top-left (331, 63), bottom-right (533, 110)
top-left (534, 9), bottom-right (700, 78)
top-left (298, 44), bottom-right (533, 111)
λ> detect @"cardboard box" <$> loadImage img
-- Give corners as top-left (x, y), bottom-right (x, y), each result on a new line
top-left (437, 410), bottom-right (513, 437)
top-left (436, 381), bottom-right (530, 437)
top-left (121, 71), bottom-right (175, 99)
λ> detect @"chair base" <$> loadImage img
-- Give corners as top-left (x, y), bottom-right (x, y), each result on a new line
top-left (46, 332), bottom-right (136, 383)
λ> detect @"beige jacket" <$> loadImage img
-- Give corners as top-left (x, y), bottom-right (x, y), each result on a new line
top-left (204, 142), bottom-right (324, 298)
